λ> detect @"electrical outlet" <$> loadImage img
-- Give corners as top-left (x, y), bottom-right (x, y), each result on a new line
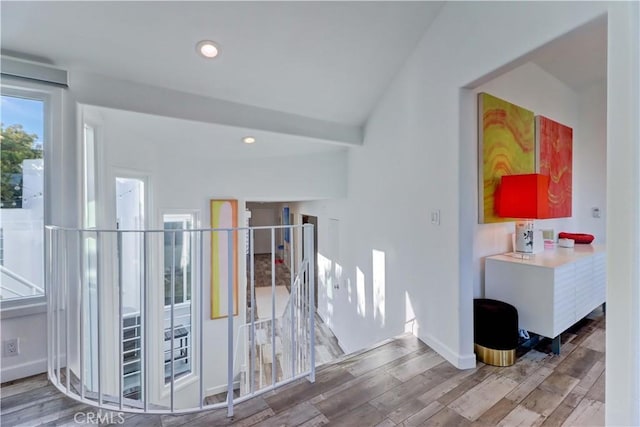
top-left (4, 338), bottom-right (19, 357)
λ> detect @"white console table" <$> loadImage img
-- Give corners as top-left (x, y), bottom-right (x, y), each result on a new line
top-left (484, 245), bottom-right (606, 354)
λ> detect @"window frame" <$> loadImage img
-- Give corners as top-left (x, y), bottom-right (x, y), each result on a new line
top-left (160, 209), bottom-right (199, 386)
top-left (163, 213), bottom-right (196, 307)
top-left (0, 79), bottom-right (61, 314)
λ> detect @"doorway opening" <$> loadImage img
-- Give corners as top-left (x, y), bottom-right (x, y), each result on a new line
top-left (302, 214), bottom-right (318, 309)
top-left (244, 202), bottom-right (343, 371)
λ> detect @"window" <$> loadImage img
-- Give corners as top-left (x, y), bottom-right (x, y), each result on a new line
top-left (164, 215), bottom-right (193, 306)
top-left (163, 213), bottom-right (195, 382)
top-left (82, 123), bottom-right (99, 390)
top-left (0, 91), bottom-right (46, 302)
top-left (115, 176), bottom-right (146, 398)
top-left (83, 124), bottom-right (97, 229)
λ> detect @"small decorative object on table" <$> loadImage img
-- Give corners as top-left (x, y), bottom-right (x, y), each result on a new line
top-left (558, 238), bottom-right (575, 248)
top-left (541, 229), bottom-right (555, 249)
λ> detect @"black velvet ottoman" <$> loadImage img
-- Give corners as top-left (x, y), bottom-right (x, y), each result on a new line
top-left (474, 298), bottom-right (518, 366)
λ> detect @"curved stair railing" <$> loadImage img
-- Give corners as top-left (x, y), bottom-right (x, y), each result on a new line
top-left (233, 258), bottom-right (312, 396)
top-left (46, 223), bottom-right (315, 416)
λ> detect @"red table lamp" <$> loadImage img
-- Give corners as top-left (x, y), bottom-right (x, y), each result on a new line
top-left (496, 174), bottom-right (550, 253)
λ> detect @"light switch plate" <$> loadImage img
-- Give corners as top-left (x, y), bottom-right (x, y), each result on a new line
top-left (431, 209), bottom-right (440, 225)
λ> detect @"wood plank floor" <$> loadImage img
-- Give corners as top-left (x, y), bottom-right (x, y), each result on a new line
top-left (0, 310), bottom-right (605, 426)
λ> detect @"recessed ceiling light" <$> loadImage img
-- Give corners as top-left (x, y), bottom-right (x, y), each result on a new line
top-left (242, 136), bottom-right (256, 144)
top-left (196, 40), bottom-right (219, 59)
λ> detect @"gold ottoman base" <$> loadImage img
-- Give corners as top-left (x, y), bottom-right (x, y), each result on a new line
top-left (474, 343), bottom-right (516, 367)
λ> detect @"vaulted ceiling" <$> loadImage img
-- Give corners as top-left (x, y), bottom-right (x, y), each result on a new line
top-left (1, 1), bottom-right (444, 126)
top-left (1, 2), bottom-right (607, 156)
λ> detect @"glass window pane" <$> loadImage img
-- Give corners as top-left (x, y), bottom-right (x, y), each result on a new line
top-left (115, 177), bottom-right (145, 400)
top-left (83, 125), bottom-right (96, 228)
top-left (163, 214), bottom-right (193, 383)
top-left (0, 95), bottom-right (45, 300)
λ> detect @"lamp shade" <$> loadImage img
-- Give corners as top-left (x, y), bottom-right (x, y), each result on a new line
top-left (496, 174), bottom-right (550, 219)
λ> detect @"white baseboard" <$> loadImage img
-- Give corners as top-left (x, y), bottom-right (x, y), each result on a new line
top-left (419, 333), bottom-right (476, 370)
top-left (1, 357), bottom-right (47, 383)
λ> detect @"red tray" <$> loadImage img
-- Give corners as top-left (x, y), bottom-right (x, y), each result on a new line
top-left (558, 232), bottom-right (595, 244)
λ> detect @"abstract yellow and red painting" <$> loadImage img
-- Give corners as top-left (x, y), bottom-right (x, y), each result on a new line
top-left (210, 199), bottom-right (238, 319)
top-left (479, 93), bottom-right (535, 223)
top-left (536, 116), bottom-right (573, 218)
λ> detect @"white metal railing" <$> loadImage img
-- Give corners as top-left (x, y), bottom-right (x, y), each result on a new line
top-left (233, 257), bottom-right (313, 395)
top-left (45, 224), bottom-right (315, 416)
top-left (280, 259), bottom-right (312, 380)
top-left (0, 264), bottom-right (45, 298)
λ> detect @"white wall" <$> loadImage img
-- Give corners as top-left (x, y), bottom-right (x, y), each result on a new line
top-left (0, 309), bottom-right (49, 382)
top-left (246, 202), bottom-right (279, 254)
top-left (575, 81), bottom-right (607, 240)
top-left (294, 2), bottom-right (615, 366)
top-left (101, 116), bottom-right (348, 207)
top-left (604, 2), bottom-right (640, 425)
